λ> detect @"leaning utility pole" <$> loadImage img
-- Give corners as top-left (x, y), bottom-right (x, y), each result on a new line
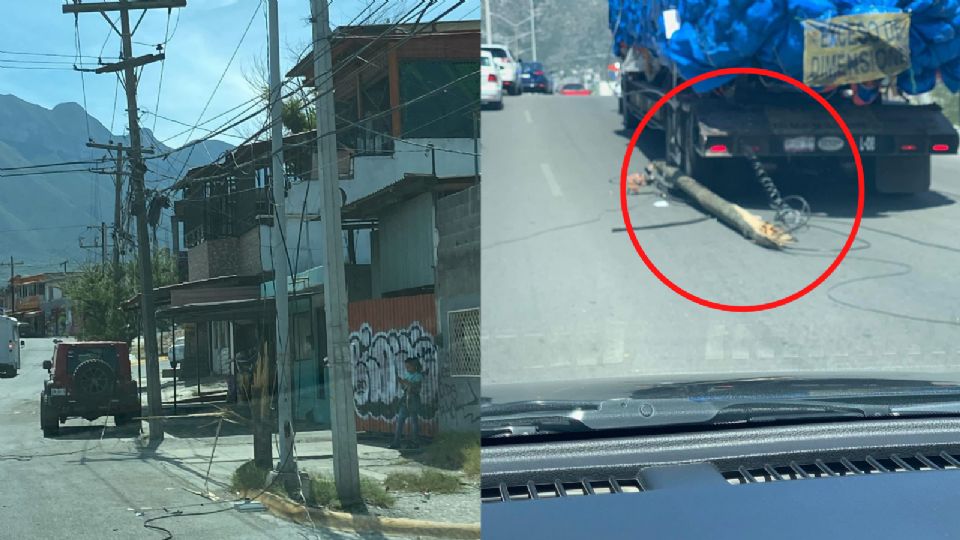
top-left (63, 0), bottom-right (185, 443)
top-left (268, 0), bottom-right (297, 484)
top-left (311, 0), bottom-right (361, 505)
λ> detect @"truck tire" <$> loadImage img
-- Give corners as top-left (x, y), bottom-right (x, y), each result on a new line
top-left (72, 358), bottom-right (116, 405)
top-left (114, 413), bottom-right (133, 427)
top-left (40, 397), bottom-right (59, 437)
top-left (866, 155), bottom-right (931, 194)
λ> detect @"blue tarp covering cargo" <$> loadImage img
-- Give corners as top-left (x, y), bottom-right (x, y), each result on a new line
top-left (609, 0), bottom-right (960, 96)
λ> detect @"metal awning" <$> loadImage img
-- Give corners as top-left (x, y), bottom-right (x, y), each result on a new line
top-left (341, 174), bottom-right (477, 220)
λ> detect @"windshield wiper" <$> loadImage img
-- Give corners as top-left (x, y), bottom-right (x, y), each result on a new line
top-left (480, 397), bottom-right (960, 439)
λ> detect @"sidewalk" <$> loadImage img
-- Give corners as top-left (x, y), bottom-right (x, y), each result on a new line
top-left (138, 396), bottom-right (480, 532)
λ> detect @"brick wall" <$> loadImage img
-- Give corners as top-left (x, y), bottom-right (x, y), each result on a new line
top-left (186, 228), bottom-right (262, 281)
top-left (435, 184), bottom-right (480, 433)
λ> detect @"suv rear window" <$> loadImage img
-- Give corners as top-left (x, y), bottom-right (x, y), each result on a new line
top-left (484, 48), bottom-right (508, 59)
top-left (66, 347), bottom-right (119, 374)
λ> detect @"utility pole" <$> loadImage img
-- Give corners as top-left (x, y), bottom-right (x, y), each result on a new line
top-left (483, 0), bottom-right (492, 43)
top-left (529, 0), bottom-right (537, 61)
top-left (64, 0), bottom-right (185, 444)
top-left (268, 0), bottom-right (297, 485)
top-left (101, 222), bottom-right (108, 266)
top-left (88, 141), bottom-right (153, 282)
top-left (312, 0), bottom-right (361, 505)
top-left (0, 257), bottom-right (23, 313)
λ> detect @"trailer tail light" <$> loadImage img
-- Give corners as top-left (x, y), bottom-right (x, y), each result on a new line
top-left (900, 144), bottom-right (917, 152)
top-left (932, 143), bottom-right (951, 152)
top-left (487, 74), bottom-right (498, 82)
top-left (534, 70), bottom-right (544, 76)
top-left (707, 144), bottom-right (728, 154)
top-left (7, 341), bottom-right (12, 351)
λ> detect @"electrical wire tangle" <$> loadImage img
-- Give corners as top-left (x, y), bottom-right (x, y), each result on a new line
top-left (744, 147), bottom-right (811, 233)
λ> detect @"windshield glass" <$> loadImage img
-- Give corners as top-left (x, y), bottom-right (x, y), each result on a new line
top-left (481, 0), bottom-right (960, 421)
top-left (65, 347), bottom-right (119, 373)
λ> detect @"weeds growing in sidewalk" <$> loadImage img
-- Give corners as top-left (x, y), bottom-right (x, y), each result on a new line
top-left (384, 470), bottom-right (461, 494)
top-left (420, 432), bottom-right (480, 477)
top-left (305, 474), bottom-right (395, 510)
top-left (232, 460), bottom-right (270, 492)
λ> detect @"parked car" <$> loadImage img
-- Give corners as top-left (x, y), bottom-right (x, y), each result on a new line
top-left (40, 341), bottom-right (140, 436)
top-left (521, 62), bottom-right (552, 93)
top-left (481, 50), bottom-right (504, 109)
top-left (0, 316), bottom-right (23, 378)
top-left (558, 82), bottom-right (592, 96)
top-left (167, 336), bottom-right (185, 370)
top-left (482, 43), bottom-right (522, 95)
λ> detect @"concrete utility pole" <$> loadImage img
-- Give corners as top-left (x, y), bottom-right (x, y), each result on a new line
top-left (64, 0), bottom-right (185, 443)
top-left (483, 0), bottom-right (492, 43)
top-left (268, 0), bottom-right (298, 483)
top-left (529, 0), bottom-right (537, 61)
top-left (311, 0), bottom-right (362, 506)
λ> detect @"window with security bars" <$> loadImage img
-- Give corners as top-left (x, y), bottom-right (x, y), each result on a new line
top-left (447, 308), bottom-right (480, 377)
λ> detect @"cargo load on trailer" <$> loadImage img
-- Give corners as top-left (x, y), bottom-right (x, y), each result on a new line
top-left (609, 0), bottom-right (960, 97)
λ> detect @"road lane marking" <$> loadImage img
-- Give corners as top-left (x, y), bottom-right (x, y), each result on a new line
top-left (524, 110), bottom-right (533, 123)
top-left (540, 162), bottom-right (563, 197)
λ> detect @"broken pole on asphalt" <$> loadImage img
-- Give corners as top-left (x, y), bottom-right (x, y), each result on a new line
top-left (652, 162), bottom-right (793, 249)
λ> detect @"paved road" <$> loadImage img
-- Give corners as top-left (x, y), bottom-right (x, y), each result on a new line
top-left (482, 93), bottom-right (960, 385)
top-left (0, 339), bottom-right (402, 539)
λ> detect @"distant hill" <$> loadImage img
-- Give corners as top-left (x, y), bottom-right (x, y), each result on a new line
top-left (486, 0), bottom-right (612, 73)
top-left (0, 94), bottom-right (233, 272)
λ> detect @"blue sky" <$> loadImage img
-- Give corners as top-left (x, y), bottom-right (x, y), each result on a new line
top-left (2, 0), bottom-right (479, 148)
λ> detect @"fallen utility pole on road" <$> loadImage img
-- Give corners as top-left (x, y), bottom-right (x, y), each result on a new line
top-left (64, 0), bottom-right (187, 443)
top-left (651, 162), bottom-right (794, 249)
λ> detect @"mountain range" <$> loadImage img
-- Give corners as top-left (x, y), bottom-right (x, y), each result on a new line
top-left (0, 94), bottom-right (233, 273)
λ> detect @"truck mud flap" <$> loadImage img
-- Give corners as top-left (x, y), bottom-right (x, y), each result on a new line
top-left (867, 155), bottom-right (931, 194)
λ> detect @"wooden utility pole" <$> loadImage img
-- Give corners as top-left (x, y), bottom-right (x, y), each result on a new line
top-left (64, 0), bottom-right (185, 443)
top-left (312, 0), bottom-right (362, 505)
top-left (0, 257), bottom-right (24, 313)
top-left (88, 141), bottom-right (154, 282)
top-left (267, 0), bottom-right (297, 483)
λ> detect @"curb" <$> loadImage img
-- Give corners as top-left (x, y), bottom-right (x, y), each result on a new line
top-left (241, 489), bottom-right (481, 539)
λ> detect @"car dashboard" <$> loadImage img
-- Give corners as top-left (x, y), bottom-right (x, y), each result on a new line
top-left (482, 417), bottom-right (960, 539)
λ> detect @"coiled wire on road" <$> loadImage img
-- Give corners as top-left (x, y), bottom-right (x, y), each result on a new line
top-left (745, 148), bottom-right (811, 233)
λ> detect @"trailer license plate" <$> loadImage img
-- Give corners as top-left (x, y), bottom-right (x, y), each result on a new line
top-left (51, 388), bottom-right (65, 396)
top-left (784, 136), bottom-right (815, 153)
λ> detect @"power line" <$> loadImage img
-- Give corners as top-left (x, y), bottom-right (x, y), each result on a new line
top-left (0, 48), bottom-right (118, 60)
top-left (172, 0), bottom-right (265, 181)
top-left (72, 13), bottom-right (93, 140)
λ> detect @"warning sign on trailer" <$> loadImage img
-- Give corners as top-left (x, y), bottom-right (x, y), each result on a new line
top-left (803, 12), bottom-right (910, 87)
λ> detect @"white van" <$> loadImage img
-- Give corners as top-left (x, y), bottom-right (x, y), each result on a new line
top-left (0, 316), bottom-right (23, 378)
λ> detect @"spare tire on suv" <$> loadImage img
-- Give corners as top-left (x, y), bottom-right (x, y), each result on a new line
top-left (72, 358), bottom-right (116, 405)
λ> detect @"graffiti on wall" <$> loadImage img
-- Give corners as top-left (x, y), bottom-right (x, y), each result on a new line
top-left (348, 293), bottom-right (439, 436)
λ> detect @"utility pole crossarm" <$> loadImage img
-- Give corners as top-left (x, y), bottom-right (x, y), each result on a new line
top-left (62, 1), bottom-right (186, 14)
top-left (87, 141), bottom-right (155, 154)
top-left (95, 53), bottom-right (165, 74)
